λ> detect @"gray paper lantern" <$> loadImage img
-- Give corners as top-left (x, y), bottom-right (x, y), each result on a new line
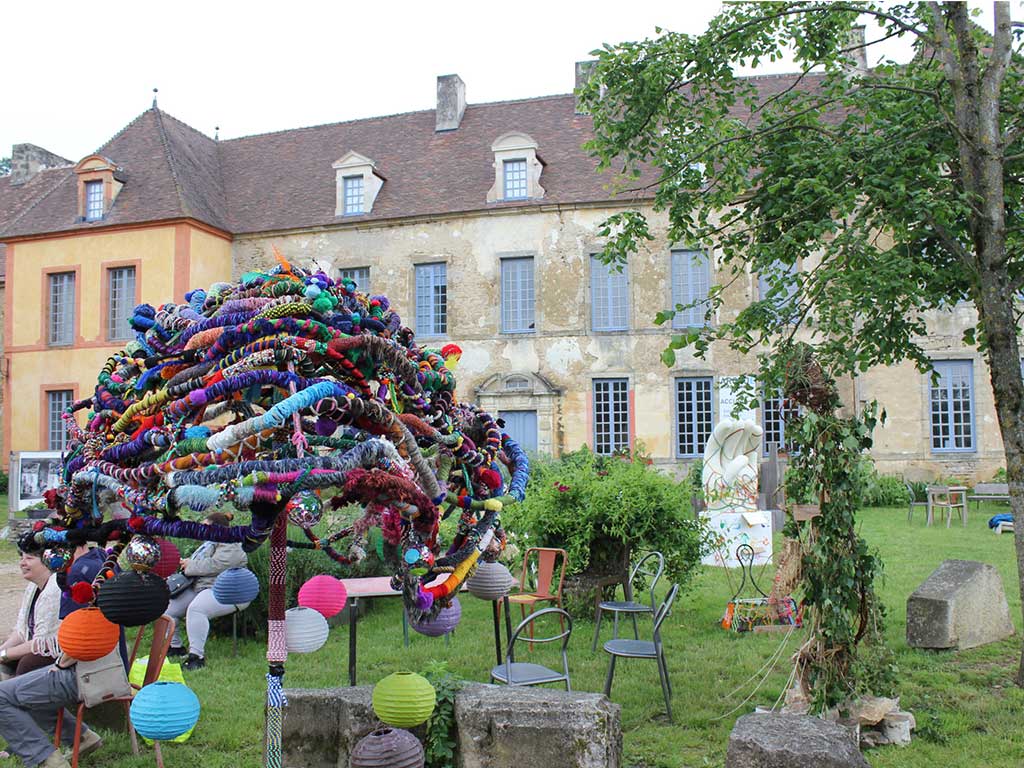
top-left (350, 727), bottom-right (424, 768)
top-left (466, 561), bottom-right (514, 600)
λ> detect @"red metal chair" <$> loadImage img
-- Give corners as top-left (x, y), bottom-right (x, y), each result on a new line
top-left (55, 616), bottom-right (176, 768)
top-left (506, 548), bottom-right (568, 639)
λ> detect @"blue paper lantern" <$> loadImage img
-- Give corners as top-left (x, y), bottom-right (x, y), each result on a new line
top-left (130, 682), bottom-right (200, 741)
top-left (212, 567), bottom-right (259, 606)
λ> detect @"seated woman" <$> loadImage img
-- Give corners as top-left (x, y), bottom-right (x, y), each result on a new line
top-left (164, 512), bottom-right (249, 670)
top-left (1, 534), bottom-right (62, 678)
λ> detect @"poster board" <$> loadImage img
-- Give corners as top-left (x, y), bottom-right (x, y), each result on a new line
top-left (11, 451), bottom-right (63, 513)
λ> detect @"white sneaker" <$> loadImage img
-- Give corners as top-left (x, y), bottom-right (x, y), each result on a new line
top-left (40, 750), bottom-right (71, 768)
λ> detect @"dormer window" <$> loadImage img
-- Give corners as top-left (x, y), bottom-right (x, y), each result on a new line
top-left (74, 154), bottom-right (124, 222)
top-left (488, 132), bottom-right (544, 203)
top-left (343, 175), bottom-right (364, 215)
top-left (85, 181), bottom-right (104, 221)
top-left (332, 152), bottom-right (384, 216)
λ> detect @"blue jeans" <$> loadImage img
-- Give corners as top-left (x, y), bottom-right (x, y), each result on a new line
top-left (0, 665), bottom-right (82, 766)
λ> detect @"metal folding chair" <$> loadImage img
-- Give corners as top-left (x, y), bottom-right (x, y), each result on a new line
top-left (490, 607), bottom-right (572, 690)
top-left (602, 584), bottom-right (678, 722)
top-left (592, 550), bottom-right (665, 651)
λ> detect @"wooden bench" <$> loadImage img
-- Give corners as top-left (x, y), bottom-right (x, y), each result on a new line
top-left (967, 482), bottom-right (1010, 511)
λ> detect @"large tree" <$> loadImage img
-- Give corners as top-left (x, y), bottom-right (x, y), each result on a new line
top-left (582, 1), bottom-right (1024, 680)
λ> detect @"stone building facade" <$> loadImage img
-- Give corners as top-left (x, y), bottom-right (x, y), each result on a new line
top-left (0, 68), bottom-right (1007, 481)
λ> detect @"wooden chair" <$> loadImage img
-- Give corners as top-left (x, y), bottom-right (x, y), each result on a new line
top-left (506, 548), bottom-right (568, 638)
top-left (55, 616), bottom-right (176, 768)
top-left (927, 485), bottom-right (968, 528)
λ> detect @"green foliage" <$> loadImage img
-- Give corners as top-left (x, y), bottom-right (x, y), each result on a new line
top-left (421, 661), bottom-right (462, 768)
top-left (993, 467), bottom-right (1008, 483)
top-left (0, 471), bottom-right (9, 494)
top-left (503, 446), bottom-right (707, 590)
top-left (854, 458), bottom-right (911, 507)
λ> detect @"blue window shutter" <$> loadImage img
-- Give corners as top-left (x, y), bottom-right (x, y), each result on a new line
top-left (500, 410), bottom-right (538, 453)
top-left (672, 250), bottom-right (710, 328)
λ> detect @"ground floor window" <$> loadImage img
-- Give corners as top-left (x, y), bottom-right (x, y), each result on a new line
top-left (593, 378), bottom-right (630, 455)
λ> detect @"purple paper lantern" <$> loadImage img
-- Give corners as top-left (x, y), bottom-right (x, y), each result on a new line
top-left (410, 597), bottom-right (461, 638)
top-left (350, 727), bottom-right (424, 768)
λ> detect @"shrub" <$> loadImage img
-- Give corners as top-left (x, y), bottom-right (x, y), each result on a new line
top-left (0, 470), bottom-right (9, 493)
top-left (502, 445), bottom-right (706, 615)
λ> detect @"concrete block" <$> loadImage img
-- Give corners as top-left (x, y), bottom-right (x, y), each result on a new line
top-left (907, 559), bottom-right (1016, 649)
top-left (727, 712), bottom-right (869, 768)
top-left (282, 686), bottom-right (378, 768)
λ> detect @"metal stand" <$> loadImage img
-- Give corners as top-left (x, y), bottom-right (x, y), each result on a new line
top-left (348, 597), bottom-right (359, 686)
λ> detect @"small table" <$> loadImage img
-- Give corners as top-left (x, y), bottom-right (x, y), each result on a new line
top-left (926, 485), bottom-right (968, 527)
top-left (339, 575), bottom-right (510, 685)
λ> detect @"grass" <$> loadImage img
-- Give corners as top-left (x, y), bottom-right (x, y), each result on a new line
top-left (0, 503), bottom-right (1022, 767)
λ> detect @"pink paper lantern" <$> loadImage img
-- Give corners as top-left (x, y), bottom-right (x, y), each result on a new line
top-left (153, 539), bottom-right (181, 579)
top-left (298, 575), bottom-right (347, 618)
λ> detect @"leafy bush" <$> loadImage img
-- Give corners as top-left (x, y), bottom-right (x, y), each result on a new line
top-left (0, 470), bottom-right (9, 493)
top-left (992, 467), bottom-right (1008, 482)
top-left (503, 445), bottom-right (707, 610)
top-left (422, 661), bottom-right (462, 768)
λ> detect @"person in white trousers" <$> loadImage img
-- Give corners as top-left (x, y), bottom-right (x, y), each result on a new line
top-left (163, 512), bottom-right (249, 670)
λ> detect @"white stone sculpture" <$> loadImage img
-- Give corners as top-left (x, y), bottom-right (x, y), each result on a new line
top-left (701, 418), bottom-right (773, 567)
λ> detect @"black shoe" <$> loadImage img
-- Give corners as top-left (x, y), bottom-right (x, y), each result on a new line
top-left (167, 645), bottom-right (187, 658)
top-left (182, 653), bottom-right (206, 671)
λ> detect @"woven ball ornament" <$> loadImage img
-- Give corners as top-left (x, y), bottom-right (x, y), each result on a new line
top-left (285, 490), bottom-right (323, 528)
top-left (466, 561), bottom-right (515, 600)
top-left (124, 535), bottom-right (162, 573)
top-left (284, 606), bottom-right (330, 653)
top-left (410, 597), bottom-right (461, 637)
top-left (212, 567), bottom-right (260, 606)
top-left (96, 570), bottom-right (171, 627)
top-left (298, 575), bottom-right (347, 618)
top-left (129, 682), bottom-right (201, 741)
top-left (153, 539), bottom-right (181, 580)
top-left (350, 727), bottom-right (425, 768)
top-left (372, 671), bottom-right (436, 728)
top-left (57, 607), bottom-right (119, 661)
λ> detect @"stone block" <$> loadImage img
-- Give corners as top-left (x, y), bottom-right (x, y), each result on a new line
top-left (906, 560), bottom-right (1016, 650)
top-left (282, 686), bottom-right (377, 768)
top-left (455, 683), bottom-right (621, 768)
top-left (727, 712), bottom-right (869, 768)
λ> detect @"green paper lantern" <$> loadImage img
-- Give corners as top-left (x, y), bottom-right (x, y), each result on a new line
top-left (371, 671), bottom-right (436, 728)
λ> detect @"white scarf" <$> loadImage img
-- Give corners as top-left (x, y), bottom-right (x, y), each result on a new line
top-left (14, 573), bottom-right (62, 658)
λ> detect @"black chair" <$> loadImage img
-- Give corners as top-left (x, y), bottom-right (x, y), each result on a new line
top-left (603, 583), bottom-right (678, 722)
top-left (490, 607), bottom-right (572, 690)
top-left (592, 550), bottom-right (665, 651)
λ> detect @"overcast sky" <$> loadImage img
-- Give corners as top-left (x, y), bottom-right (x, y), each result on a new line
top-left (2, 0), bottom-right (1008, 162)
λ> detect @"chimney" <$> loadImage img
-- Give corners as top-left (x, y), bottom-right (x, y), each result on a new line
top-left (436, 74), bottom-right (466, 132)
top-left (574, 60), bottom-right (598, 115)
top-left (10, 143), bottom-right (72, 186)
top-left (842, 25), bottom-right (868, 74)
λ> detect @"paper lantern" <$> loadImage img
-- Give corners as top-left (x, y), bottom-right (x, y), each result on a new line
top-left (286, 490), bottom-right (323, 528)
top-left (153, 539), bottom-right (181, 579)
top-left (130, 682), bottom-right (200, 741)
top-left (57, 607), bottom-right (119, 661)
top-left (411, 597), bottom-right (461, 638)
top-left (97, 570), bottom-right (171, 627)
top-left (125, 535), bottom-right (161, 573)
top-left (372, 672), bottom-right (436, 728)
top-left (466, 561), bottom-right (515, 600)
top-left (285, 606), bottom-right (330, 653)
top-left (298, 575), bottom-right (347, 618)
top-left (351, 727), bottom-right (424, 768)
top-left (212, 567), bottom-right (259, 606)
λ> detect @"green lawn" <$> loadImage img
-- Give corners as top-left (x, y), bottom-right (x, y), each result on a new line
top-left (1, 504), bottom-right (1021, 767)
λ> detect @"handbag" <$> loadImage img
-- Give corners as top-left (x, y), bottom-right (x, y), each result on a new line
top-left (75, 650), bottom-right (132, 708)
top-left (166, 571), bottom-right (195, 597)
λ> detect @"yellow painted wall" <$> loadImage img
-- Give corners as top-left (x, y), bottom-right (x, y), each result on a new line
top-left (189, 229), bottom-right (233, 292)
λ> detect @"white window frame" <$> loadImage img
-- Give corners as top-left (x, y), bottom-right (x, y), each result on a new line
top-left (591, 255), bottom-right (629, 332)
top-left (501, 256), bottom-right (535, 334)
top-left (47, 390), bottom-right (73, 451)
top-left (107, 266), bottom-right (136, 342)
top-left (762, 391), bottom-right (800, 456)
top-left (671, 249), bottom-right (712, 328)
top-left (415, 263), bottom-right (447, 338)
top-left (593, 378), bottom-right (630, 455)
top-left (48, 272), bottom-right (75, 347)
top-left (343, 175), bottom-right (364, 215)
top-left (85, 180), bottom-right (104, 221)
top-left (675, 377), bottom-right (714, 457)
top-left (929, 360), bottom-right (976, 452)
top-left (503, 159), bottom-right (528, 200)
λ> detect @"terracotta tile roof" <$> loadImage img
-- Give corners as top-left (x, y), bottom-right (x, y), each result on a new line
top-left (0, 72), bottom-right (826, 239)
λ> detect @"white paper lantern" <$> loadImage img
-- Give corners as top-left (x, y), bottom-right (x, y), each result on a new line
top-left (466, 561), bottom-right (515, 601)
top-left (285, 606), bottom-right (330, 653)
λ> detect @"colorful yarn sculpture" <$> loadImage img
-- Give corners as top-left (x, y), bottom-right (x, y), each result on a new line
top-left (25, 257), bottom-right (530, 768)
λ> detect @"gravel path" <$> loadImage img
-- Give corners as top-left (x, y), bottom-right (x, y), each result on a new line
top-left (0, 564), bottom-right (25, 638)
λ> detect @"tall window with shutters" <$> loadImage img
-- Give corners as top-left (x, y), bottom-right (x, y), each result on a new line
top-left (675, 377), bottom-right (714, 457)
top-left (593, 378), bottom-right (630, 455)
top-left (107, 266), bottom-right (136, 341)
top-left (415, 263), bottom-right (447, 338)
top-left (47, 390), bottom-right (73, 451)
top-left (501, 257), bottom-right (535, 333)
top-left (48, 272), bottom-right (75, 346)
top-left (591, 255), bottom-right (629, 331)
top-left (930, 360), bottom-right (975, 451)
top-left (671, 249), bottom-right (711, 328)
top-left (758, 259), bottom-right (799, 311)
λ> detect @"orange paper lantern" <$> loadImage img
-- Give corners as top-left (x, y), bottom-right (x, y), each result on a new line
top-left (58, 607), bottom-right (119, 661)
